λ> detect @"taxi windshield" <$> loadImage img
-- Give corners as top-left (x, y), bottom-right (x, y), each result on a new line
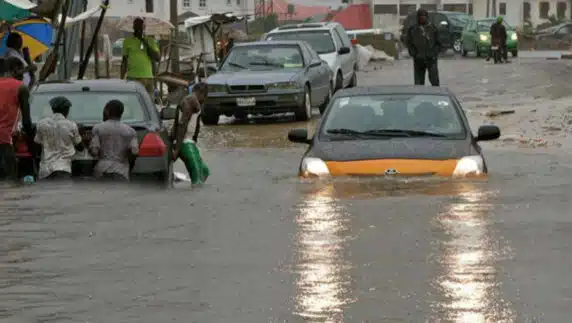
top-left (321, 94), bottom-right (466, 139)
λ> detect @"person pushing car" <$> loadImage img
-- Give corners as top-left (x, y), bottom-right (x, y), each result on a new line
top-left (406, 8), bottom-right (441, 86)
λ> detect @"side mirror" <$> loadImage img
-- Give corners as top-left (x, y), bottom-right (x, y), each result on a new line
top-left (476, 125), bottom-right (500, 141)
top-left (309, 59), bottom-right (322, 67)
top-left (160, 107), bottom-right (177, 120)
top-left (338, 46), bottom-right (351, 55)
top-left (288, 128), bottom-right (311, 144)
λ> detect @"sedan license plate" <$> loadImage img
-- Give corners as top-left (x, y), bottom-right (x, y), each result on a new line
top-left (491, 45), bottom-right (499, 50)
top-left (236, 97), bottom-right (256, 107)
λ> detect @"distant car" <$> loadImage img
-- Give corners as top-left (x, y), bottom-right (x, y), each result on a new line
top-left (262, 22), bottom-right (357, 92)
top-left (287, 86), bottom-right (501, 178)
top-left (460, 18), bottom-right (519, 57)
top-left (536, 22), bottom-right (572, 40)
top-left (401, 11), bottom-right (471, 53)
top-left (203, 40), bottom-right (332, 124)
top-left (14, 79), bottom-right (176, 187)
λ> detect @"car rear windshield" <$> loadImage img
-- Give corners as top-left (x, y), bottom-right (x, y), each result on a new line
top-left (221, 44), bottom-right (304, 71)
top-left (30, 92), bottom-right (148, 124)
top-left (265, 30), bottom-right (335, 54)
top-left (321, 94), bottom-right (466, 138)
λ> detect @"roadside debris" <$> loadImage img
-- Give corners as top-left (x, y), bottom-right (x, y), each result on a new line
top-left (356, 44), bottom-right (394, 70)
top-left (484, 109), bottom-right (516, 117)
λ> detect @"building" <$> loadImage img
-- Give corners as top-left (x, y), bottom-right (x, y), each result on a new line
top-left (88, 0), bottom-right (255, 21)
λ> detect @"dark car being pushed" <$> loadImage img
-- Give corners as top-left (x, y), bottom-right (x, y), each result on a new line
top-left (401, 10), bottom-right (471, 53)
top-left (202, 40), bottom-right (333, 125)
top-left (13, 79), bottom-right (177, 187)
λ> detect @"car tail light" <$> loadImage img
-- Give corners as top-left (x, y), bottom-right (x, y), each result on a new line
top-left (13, 135), bottom-right (32, 158)
top-left (351, 38), bottom-right (359, 45)
top-left (138, 133), bottom-right (167, 157)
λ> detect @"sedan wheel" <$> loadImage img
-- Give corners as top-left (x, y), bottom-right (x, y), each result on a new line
top-left (159, 161), bottom-right (174, 189)
top-left (295, 85), bottom-right (312, 121)
top-left (453, 38), bottom-right (462, 53)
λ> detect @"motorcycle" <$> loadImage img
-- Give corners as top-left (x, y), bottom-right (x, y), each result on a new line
top-left (491, 45), bottom-right (503, 64)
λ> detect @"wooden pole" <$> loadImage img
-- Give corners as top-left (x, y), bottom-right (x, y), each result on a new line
top-left (78, 0), bottom-right (109, 80)
top-left (94, 34), bottom-right (100, 79)
top-left (169, 0), bottom-right (180, 73)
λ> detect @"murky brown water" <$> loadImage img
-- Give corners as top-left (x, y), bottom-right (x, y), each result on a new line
top-left (2, 58), bottom-right (572, 322)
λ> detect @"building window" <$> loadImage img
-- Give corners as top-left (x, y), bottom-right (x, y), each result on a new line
top-left (468, 3), bottom-right (473, 14)
top-left (523, 1), bottom-right (531, 19)
top-left (199, 0), bottom-right (206, 8)
top-left (539, 1), bottom-right (550, 18)
top-left (373, 4), bottom-right (397, 14)
top-left (236, 0), bottom-right (241, 5)
top-left (226, 0), bottom-right (230, 4)
top-left (145, 0), bottom-right (153, 12)
top-left (443, 3), bottom-right (467, 13)
top-left (183, 0), bottom-right (191, 8)
top-left (399, 4), bottom-right (415, 16)
top-left (557, 2), bottom-right (567, 19)
top-left (499, 2), bottom-right (506, 15)
top-left (419, 4), bottom-right (437, 11)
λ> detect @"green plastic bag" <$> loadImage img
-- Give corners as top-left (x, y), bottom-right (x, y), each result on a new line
top-left (180, 139), bottom-right (209, 184)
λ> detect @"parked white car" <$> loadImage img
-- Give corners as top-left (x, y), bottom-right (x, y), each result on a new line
top-left (262, 22), bottom-right (358, 92)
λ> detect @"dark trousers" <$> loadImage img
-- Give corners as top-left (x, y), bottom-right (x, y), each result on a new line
top-left (45, 171), bottom-right (72, 180)
top-left (0, 144), bottom-right (16, 181)
top-left (413, 59), bottom-right (440, 86)
top-left (488, 43), bottom-right (508, 61)
top-left (101, 172), bottom-right (128, 181)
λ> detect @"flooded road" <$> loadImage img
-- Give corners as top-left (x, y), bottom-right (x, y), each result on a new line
top-left (2, 57), bottom-right (572, 322)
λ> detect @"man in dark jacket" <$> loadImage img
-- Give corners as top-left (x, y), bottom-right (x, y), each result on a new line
top-left (488, 16), bottom-right (508, 62)
top-left (407, 8), bottom-right (441, 86)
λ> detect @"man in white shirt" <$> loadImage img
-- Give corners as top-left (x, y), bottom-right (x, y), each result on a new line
top-left (34, 97), bottom-right (85, 180)
top-left (5, 33), bottom-right (37, 87)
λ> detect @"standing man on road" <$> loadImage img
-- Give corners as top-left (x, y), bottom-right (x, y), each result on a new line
top-left (121, 17), bottom-right (160, 99)
top-left (407, 8), bottom-right (441, 86)
top-left (0, 57), bottom-right (32, 181)
top-left (488, 16), bottom-right (508, 63)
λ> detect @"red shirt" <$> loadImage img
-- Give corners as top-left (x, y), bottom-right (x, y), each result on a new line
top-left (0, 78), bottom-right (23, 145)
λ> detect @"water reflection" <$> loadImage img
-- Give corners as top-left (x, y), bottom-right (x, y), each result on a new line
top-left (294, 185), bottom-right (353, 322)
top-left (436, 187), bottom-right (515, 322)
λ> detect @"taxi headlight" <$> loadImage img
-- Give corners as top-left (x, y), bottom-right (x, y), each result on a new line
top-left (479, 34), bottom-right (488, 41)
top-left (511, 33), bottom-right (518, 40)
top-left (207, 84), bottom-right (227, 93)
top-left (453, 155), bottom-right (484, 177)
top-left (267, 81), bottom-right (298, 90)
top-left (301, 157), bottom-right (330, 177)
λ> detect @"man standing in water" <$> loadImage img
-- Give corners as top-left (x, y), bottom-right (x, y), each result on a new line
top-left (406, 8), bottom-right (441, 86)
top-left (121, 18), bottom-right (160, 99)
top-left (0, 57), bottom-right (32, 181)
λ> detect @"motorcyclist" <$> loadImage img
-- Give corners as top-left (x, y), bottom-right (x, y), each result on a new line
top-left (406, 8), bottom-right (441, 86)
top-left (488, 16), bottom-right (508, 63)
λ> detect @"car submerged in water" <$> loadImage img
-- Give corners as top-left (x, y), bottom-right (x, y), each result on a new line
top-left (287, 86), bottom-right (501, 178)
top-left (203, 40), bottom-right (333, 124)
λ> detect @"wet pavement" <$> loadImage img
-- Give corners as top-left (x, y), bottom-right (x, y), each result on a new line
top-left (2, 56), bottom-right (572, 322)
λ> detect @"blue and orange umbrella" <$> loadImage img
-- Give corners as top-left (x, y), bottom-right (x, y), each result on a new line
top-left (0, 17), bottom-right (53, 60)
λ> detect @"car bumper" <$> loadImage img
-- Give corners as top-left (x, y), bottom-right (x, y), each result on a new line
top-left (478, 41), bottom-right (518, 52)
top-left (204, 90), bottom-right (305, 116)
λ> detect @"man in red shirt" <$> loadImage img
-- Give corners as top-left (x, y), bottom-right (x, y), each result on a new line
top-left (0, 57), bottom-right (32, 180)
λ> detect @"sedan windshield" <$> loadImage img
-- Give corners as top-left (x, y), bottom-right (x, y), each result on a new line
top-left (265, 30), bottom-right (336, 54)
top-left (220, 45), bottom-right (304, 71)
top-left (30, 92), bottom-right (148, 123)
top-left (321, 94), bottom-right (466, 139)
top-left (477, 19), bottom-right (514, 31)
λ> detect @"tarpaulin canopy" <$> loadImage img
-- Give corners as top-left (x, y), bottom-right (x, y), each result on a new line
top-left (184, 13), bottom-right (245, 29)
top-left (0, 0), bottom-right (37, 22)
top-left (0, 17), bottom-right (53, 59)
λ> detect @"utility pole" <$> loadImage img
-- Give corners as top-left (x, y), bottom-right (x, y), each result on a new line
top-left (169, 0), bottom-right (180, 73)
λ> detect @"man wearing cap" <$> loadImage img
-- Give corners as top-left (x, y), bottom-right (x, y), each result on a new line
top-left (488, 16), bottom-right (508, 63)
top-left (406, 8), bottom-right (441, 86)
top-left (120, 17), bottom-right (160, 99)
top-left (34, 96), bottom-right (85, 180)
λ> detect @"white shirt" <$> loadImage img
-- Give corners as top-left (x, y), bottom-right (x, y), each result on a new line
top-left (34, 113), bottom-right (82, 179)
top-left (5, 48), bottom-right (32, 87)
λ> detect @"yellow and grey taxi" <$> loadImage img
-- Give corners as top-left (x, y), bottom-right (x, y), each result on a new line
top-left (288, 86), bottom-right (501, 178)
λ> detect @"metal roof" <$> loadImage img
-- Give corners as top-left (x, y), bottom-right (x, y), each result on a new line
top-left (35, 79), bottom-right (141, 93)
top-left (333, 85), bottom-right (453, 97)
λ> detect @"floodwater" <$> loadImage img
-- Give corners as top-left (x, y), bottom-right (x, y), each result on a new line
top-left (2, 57), bottom-right (572, 322)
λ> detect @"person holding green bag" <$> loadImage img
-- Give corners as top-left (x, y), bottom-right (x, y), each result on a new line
top-left (171, 82), bottom-right (210, 184)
